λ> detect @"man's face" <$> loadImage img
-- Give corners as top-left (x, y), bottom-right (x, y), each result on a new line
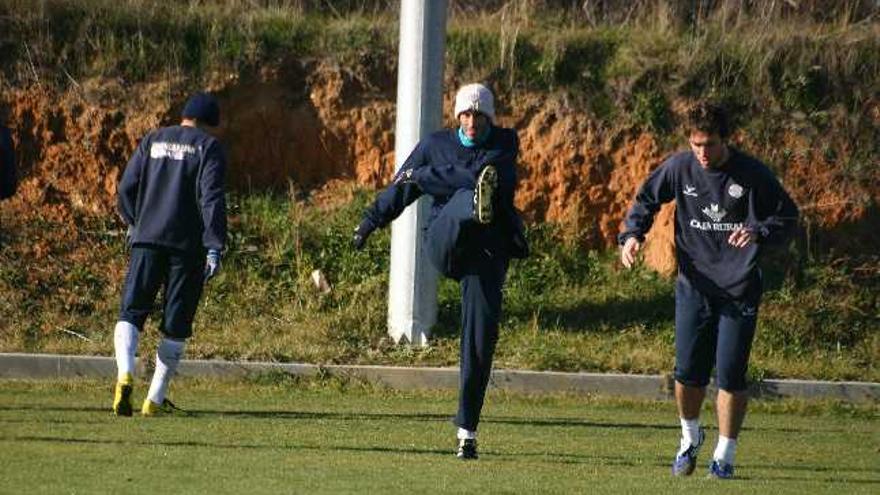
top-left (688, 130), bottom-right (726, 168)
top-left (458, 110), bottom-right (489, 140)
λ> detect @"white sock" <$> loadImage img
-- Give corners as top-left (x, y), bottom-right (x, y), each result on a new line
top-left (713, 436), bottom-right (737, 465)
top-left (457, 428), bottom-right (476, 440)
top-left (679, 417), bottom-right (701, 452)
top-left (113, 321), bottom-right (139, 382)
top-left (146, 338), bottom-right (186, 405)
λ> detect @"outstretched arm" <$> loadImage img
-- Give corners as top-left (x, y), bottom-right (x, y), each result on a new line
top-left (0, 127), bottom-right (16, 200)
top-left (361, 141), bottom-right (429, 230)
top-left (354, 141), bottom-right (430, 249)
top-left (618, 161), bottom-right (675, 266)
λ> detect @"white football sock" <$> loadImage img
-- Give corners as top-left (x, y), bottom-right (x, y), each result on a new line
top-left (113, 321), bottom-right (139, 382)
top-left (146, 338), bottom-right (186, 405)
top-left (713, 436), bottom-right (737, 465)
top-left (679, 417), bottom-right (701, 453)
top-left (457, 428), bottom-right (476, 440)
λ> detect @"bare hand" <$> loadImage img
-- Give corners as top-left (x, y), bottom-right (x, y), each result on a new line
top-left (728, 227), bottom-right (757, 248)
top-left (621, 237), bottom-right (641, 269)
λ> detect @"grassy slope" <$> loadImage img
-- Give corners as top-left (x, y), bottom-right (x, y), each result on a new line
top-left (1, 191), bottom-right (876, 382)
top-left (0, 378), bottom-right (876, 494)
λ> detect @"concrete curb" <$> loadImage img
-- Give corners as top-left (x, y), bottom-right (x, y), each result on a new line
top-left (1, 353), bottom-right (877, 403)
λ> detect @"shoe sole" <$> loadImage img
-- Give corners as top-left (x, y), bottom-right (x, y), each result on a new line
top-left (113, 384), bottom-right (133, 417)
top-left (475, 165), bottom-right (497, 225)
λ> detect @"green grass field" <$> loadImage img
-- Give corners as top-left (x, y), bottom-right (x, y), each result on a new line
top-left (0, 378), bottom-right (876, 494)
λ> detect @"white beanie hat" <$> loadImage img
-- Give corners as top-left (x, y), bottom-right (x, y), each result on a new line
top-left (454, 83), bottom-right (495, 122)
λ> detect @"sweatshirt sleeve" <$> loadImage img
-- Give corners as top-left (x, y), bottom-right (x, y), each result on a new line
top-left (199, 141), bottom-right (227, 251)
top-left (750, 169), bottom-right (799, 245)
top-left (362, 140), bottom-right (428, 230)
top-left (117, 135), bottom-right (149, 225)
top-left (618, 159), bottom-right (676, 244)
top-left (0, 127), bottom-right (16, 200)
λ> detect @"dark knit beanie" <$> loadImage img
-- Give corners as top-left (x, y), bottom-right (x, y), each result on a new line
top-left (182, 92), bottom-right (220, 127)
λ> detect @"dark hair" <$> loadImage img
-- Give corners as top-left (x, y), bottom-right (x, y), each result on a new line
top-left (686, 101), bottom-right (730, 138)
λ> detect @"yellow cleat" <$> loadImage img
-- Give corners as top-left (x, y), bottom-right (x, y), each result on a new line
top-left (112, 374), bottom-right (134, 417)
top-left (141, 398), bottom-right (185, 417)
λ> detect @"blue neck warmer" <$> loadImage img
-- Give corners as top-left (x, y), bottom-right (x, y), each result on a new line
top-left (458, 125), bottom-right (491, 148)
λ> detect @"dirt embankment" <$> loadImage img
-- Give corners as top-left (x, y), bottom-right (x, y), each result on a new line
top-left (3, 62), bottom-right (877, 272)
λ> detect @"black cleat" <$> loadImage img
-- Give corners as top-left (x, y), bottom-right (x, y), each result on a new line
top-left (457, 438), bottom-right (478, 460)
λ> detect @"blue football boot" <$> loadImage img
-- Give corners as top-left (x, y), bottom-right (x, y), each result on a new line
top-left (672, 427), bottom-right (705, 476)
top-left (708, 459), bottom-right (735, 480)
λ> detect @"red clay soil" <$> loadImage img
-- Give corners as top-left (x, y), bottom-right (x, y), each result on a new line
top-left (2, 63), bottom-right (876, 273)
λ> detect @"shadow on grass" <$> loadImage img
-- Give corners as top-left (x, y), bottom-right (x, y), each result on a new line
top-left (0, 434), bottom-right (674, 468)
top-left (431, 290), bottom-right (675, 340)
top-left (2, 434), bottom-right (879, 482)
top-left (734, 475), bottom-right (879, 485)
top-left (0, 406), bottom-right (865, 435)
top-left (0, 405), bottom-right (673, 430)
top-left (0, 434), bottom-right (450, 456)
top-left (513, 292), bottom-right (676, 334)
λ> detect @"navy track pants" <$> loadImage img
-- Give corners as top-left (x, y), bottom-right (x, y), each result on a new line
top-left (425, 189), bottom-right (508, 431)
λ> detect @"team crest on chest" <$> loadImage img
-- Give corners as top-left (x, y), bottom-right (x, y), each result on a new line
top-left (702, 203), bottom-right (727, 222)
top-left (728, 183), bottom-right (744, 198)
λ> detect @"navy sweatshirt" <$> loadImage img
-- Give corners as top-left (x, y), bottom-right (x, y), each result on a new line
top-left (0, 126), bottom-right (16, 200)
top-left (363, 126), bottom-right (526, 258)
top-left (118, 125), bottom-right (227, 253)
top-left (619, 148), bottom-right (799, 299)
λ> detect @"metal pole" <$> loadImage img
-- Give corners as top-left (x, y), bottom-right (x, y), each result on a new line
top-left (387, 0), bottom-right (447, 346)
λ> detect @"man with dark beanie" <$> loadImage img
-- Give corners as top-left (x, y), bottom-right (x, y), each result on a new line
top-left (619, 101), bottom-right (798, 479)
top-left (111, 92), bottom-right (226, 417)
top-left (1, 111), bottom-right (17, 247)
top-left (352, 83), bottom-right (528, 459)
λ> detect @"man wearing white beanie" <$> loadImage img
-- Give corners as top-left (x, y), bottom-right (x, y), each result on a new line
top-left (353, 82), bottom-right (528, 459)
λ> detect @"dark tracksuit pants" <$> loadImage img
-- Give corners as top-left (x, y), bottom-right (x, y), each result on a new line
top-left (119, 245), bottom-right (206, 339)
top-left (425, 189), bottom-right (509, 432)
top-left (673, 274), bottom-right (762, 392)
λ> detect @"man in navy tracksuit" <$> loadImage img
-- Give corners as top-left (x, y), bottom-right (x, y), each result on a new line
top-left (0, 122), bottom-right (15, 200)
top-left (353, 83), bottom-right (528, 459)
top-left (619, 101), bottom-right (798, 479)
top-left (112, 92), bottom-right (227, 417)
top-left (0, 121), bottom-right (16, 246)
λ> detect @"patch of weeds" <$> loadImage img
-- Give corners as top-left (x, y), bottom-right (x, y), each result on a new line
top-left (769, 63), bottom-right (831, 113)
top-left (679, 46), bottom-right (753, 116)
top-left (446, 27), bottom-right (502, 82)
top-left (631, 89), bottom-right (673, 132)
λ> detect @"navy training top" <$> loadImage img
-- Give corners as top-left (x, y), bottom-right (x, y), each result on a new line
top-left (118, 125), bottom-right (227, 253)
top-left (0, 126), bottom-right (16, 200)
top-left (362, 126), bottom-right (526, 258)
top-left (619, 148), bottom-right (799, 299)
